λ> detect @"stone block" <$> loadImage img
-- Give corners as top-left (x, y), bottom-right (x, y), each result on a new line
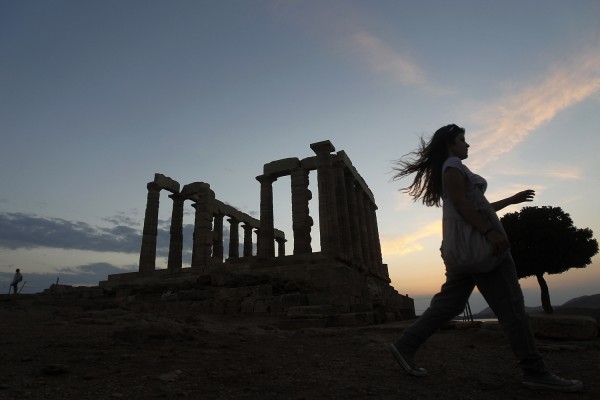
top-left (178, 289), bottom-right (212, 301)
top-left (181, 181), bottom-right (210, 196)
top-left (253, 299), bottom-right (271, 313)
top-left (278, 318), bottom-right (328, 330)
top-left (269, 301), bottom-right (284, 313)
top-left (530, 314), bottom-right (598, 340)
top-left (240, 298), bottom-right (255, 313)
top-left (332, 312), bottom-right (375, 327)
top-left (154, 173), bottom-right (180, 193)
top-left (280, 294), bottom-right (308, 310)
top-left (263, 158), bottom-right (300, 177)
top-left (197, 300), bottom-right (213, 313)
top-left (385, 312), bottom-right (397, 323)
top-left (350, 303), bottom-right (374, 313)
top-left (224, 299), bottom-right (240, 314)
top-left (212, 300), bottom-right (225, 314)
top-left (287, 305), bottom-right (335, 319)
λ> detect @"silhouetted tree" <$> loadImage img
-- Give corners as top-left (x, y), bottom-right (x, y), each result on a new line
top-left (501, 206), bottom-right (598, 314)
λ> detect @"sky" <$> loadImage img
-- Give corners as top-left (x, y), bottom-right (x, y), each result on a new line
top-left (1, 0), bottom-right (599, 314)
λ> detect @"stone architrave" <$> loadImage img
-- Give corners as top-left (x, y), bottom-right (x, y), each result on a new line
top-left (190, 185), bottom-right (215, 269)
top-left (167, 193), bottom-right (185, 271)
top-left (228, 217), bottom-right (240, 259)
top-left (212, 213), bottom-right (224, 261)
top-left (310, 140), bottom-right (339, 255)
top-left (290, 167), bottom-right (312, 254)
top-left (256, 174), bottom-right (276, 258)
top-left (242, 224), bottom-right (254, 257)
top-left (139, 182), bottom-right (161, 274)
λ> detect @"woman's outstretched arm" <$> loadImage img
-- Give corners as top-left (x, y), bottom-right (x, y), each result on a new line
top-left (490, 189), bottom-right (535, 212)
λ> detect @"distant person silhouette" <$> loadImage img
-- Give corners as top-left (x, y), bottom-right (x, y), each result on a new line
top-left (10, 268), bottom-right (23, 295)
top-left (389, 124), bottom-right (582, 392)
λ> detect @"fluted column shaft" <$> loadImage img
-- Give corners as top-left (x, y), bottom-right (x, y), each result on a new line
top-left (242, 224), bottom-right (254, 257)
top-left (167, 193), bottom-right (185, 271)
top-left (346, 174), bottom-right (363, 266)
top-left (228, 218), bottom-right (240, 259)
top-left (139, 182), bottom-right (161, 273)
top-left (333, 160), bottom-right (352, 260)
top-left (355, 185), bottom-right (371, 269)
top-left (212, 213), bottom-right (224, 261)
top-left (256, 175), bottom-right (276, 257)
top-left (191, 189), bottom-right (214, 269)
top-left (310, 141), bottom-right (339, 255)
top-left (276, 237), bottom-right (286, 257)
top-left (368, 201), bottom-right (384, 277)
top-left (291, 167), bottom-right (312, 254)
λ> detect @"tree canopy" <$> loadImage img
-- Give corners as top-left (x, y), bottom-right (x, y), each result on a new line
top-left (501, 206), bottom-right (598, 279)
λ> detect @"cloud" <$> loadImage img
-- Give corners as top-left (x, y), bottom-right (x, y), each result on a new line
top-left (0, 212), bottom-right (242, 262)
top-left (496, 165), bottom-right (584, 181)
top-left (102, 211), bottom-right (141, 227)
top-left (351, 30), bottom-right (427, 87)
top-left (269, 1), bottom-right (431, 91)
top-left (381, 220), bottom-right (441, 256)
top-left (469, 44), bottom-right (600, 168)
top-left (0, 212), bottom-right (142, 253)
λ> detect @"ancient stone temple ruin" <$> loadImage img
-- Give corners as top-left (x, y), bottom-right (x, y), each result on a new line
top-left (101, 140), bottom-right (415, 327)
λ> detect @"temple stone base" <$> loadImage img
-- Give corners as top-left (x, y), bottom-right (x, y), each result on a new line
top-left (99, 254), bottom-right (415, 327)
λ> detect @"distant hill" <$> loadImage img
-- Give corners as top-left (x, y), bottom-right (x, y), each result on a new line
top-left (561, 294), bottom-right (600, 308)
top-left (472, 293), bottom-right (600, 321)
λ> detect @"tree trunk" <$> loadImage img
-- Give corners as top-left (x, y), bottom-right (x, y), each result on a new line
top-left (536, 273), bottom-right (553, 314)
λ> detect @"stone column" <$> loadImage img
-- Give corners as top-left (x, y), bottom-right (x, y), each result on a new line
top-left (191, 187), bottom-right (214, 269)
top-left (275, 237), bottom-right (286, 257)
top-left (310, 140), bottom-right (339, 255)
top-left (355, 185), bottom-right (371, 269)
top-left (291, 167), bottom-right (312, 254)
top-left (212, 213), bottom-right (224, 262)
top-left (228, 217), bottom-right (240, 259)
top-left (242, 223), bottom-right (254, 257)
top-left (139, 182), bottom-right (161, 274)
top-left (346, 174), bottom-right (363, 266)
top-left (167, 193), bottom-right (185, 271)
top-left (370, 203), bottom-right (390, 281)
top-left (362, 192), bottom-right (376, 275)
top-left (256, 174), bottom-right (276, 258)
top-left (333, 159), bottom-right (352, 260)
top-left (368, 201), bottom-right (384, 277)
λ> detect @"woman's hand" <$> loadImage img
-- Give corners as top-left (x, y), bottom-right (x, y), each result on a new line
top-left (510, 189), bottom-right (535, 205)
top-left (486, 230), bottom-right (510, 255)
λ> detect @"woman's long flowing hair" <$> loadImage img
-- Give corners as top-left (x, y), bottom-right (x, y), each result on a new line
top-left (392, 124), bottom-right (464, 207)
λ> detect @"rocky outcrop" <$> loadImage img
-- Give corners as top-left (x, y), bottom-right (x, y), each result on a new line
top-left (530, 314), bottom-right (599, 340)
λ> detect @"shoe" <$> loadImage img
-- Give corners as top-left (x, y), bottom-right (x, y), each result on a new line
top-left (389, 343), bottom-right (427, 377)
top-left (522, 372), bottom-right (583, 392)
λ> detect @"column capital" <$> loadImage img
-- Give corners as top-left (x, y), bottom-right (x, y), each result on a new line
top-left (147, 182), bottom-right (162, 192)
top-left (310, 140), bottom-right (335, 155)
top-left (255, 174), bottom-right (277, 184)
top-left (168, 192), bottom-right (185, 201)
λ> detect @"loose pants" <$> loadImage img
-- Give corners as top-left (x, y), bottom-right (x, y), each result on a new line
top-left (399, 255), bottom-right (545, 374)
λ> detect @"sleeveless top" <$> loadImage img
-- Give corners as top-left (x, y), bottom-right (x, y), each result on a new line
top-left (440, 156), bottom-right (509, 272)
top-left (442, 156), bottom-right (488, 220)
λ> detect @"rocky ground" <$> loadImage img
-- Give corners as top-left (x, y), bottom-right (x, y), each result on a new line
top-left (0, 294), bottom-right (598, 400)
